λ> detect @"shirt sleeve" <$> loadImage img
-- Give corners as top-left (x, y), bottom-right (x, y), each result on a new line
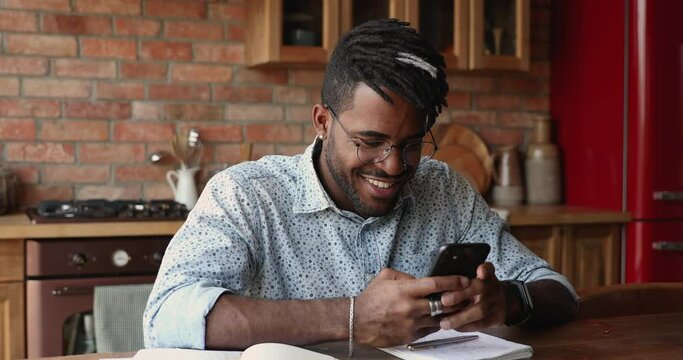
top-left (143, 170), bottom-right (263, 349)
top-left (447, 168), bottom-right (578, 300)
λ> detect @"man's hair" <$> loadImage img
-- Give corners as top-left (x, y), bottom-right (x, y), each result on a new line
top-left (321, 18), bottom-right (449, 129)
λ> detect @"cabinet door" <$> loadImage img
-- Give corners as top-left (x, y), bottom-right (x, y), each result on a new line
top-left (340, 0), bottom-right (408, 34)
top-left (246, 0), bottom-right (340, 67)
top-left (562, 224), bottom-right (621, 290)
top-left (510, 225), bottom-right (562, 271)
top-left (0, 282), bottom-right (25, 360)
top-left (403, 0), bottom-right (469, 70)
top-left (469, 0), bottom-right (529, 70)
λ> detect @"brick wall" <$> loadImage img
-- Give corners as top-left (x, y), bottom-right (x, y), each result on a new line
top-left (0, 0), bottom-right (550, 206)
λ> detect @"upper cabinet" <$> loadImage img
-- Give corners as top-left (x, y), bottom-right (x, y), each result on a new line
top-left (245, 0), bottom-right (529, 71)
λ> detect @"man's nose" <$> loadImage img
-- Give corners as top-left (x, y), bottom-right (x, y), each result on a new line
top-left (378, 147), bottom-right (406, 176)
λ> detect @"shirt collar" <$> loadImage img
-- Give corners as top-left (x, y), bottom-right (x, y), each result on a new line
top-left (292, 138), bottom-right (415, 215)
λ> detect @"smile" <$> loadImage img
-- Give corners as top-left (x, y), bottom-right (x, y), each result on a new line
top-left (362, 176), bottom-right (395, 189)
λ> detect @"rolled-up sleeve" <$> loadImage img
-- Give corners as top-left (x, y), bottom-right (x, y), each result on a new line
top-left (143, 170), bottom-right (262, 348)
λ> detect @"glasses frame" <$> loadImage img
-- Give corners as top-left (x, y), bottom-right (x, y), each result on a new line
top-left (324, 104), bottom-right (439, 168)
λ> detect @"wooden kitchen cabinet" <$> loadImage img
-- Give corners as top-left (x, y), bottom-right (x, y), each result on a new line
top-left (0, 239), bottom-right (24, 360)
top-left (469, 0), bottom-right (530, 70)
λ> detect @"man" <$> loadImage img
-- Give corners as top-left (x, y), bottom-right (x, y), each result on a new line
top-left (144, 18), bottom-right (577, 351)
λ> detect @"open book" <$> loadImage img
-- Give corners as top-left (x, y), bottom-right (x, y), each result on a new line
top-left (379, 329), bottom-right (533, 360)
top-left (104, 343), bottom-right (336, 360)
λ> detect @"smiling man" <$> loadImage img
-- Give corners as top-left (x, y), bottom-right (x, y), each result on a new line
top-left (144, 19), bottom-right (577, 352)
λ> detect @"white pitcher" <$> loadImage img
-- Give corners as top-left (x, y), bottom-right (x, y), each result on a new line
top-left (166, 165), bottom-right (199, 210)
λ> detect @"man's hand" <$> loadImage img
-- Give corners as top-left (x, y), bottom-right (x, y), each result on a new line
top-left (438, 262), bottom-right (509, 332)
top-left (354, 268), bottom-right (471, 347)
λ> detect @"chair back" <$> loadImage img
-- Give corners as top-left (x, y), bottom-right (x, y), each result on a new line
top-left (93, 283), bottom-right (154, 352)
top-left (578, 282), bottom-right (683, 320)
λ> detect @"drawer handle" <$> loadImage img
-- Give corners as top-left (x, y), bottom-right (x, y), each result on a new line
top-left (653, 191), bottom-right (683, 201)
top-left (52, 286), bottom-right (94, 296)
top-left (652, 242), bottom-right (683, 251)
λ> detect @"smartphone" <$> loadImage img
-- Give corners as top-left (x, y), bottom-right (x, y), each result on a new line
top-left (428, 243), bottom-right (491, 279)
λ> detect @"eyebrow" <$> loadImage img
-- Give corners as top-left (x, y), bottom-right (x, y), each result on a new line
top-left (354, 129), bottom-right (426, 141)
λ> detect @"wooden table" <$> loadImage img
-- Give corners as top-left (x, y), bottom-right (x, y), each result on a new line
top-left (31, 312), bottom-right (683, 359)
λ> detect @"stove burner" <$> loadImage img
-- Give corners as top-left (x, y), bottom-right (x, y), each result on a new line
top-left (28, 199), bottom-right (188, 223)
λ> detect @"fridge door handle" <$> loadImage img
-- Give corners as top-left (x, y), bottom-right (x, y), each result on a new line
top-left (653, 191), bottom-right (683, 201)
top-left (652, 242), bottom-right (683, 251)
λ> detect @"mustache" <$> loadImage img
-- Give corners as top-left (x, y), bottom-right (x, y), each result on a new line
top-left (357, 168), bottom-right (411, 181)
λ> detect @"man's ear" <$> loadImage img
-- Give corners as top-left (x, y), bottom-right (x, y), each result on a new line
top-left (312, 104), bottom-right (330, 140)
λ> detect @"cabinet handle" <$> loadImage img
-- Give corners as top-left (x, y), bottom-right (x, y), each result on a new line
top-left (652, 242), bottom-right (683, 251)
top-left (653, 191), bottom-right (683, 201)
top-left (51, 286), bottom-right (93, 296)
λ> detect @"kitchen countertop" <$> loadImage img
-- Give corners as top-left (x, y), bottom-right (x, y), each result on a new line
top-left (0, 205), bottom-right (630, 240)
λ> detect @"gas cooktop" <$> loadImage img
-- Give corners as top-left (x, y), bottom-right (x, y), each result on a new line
top-left (26, 199), bottom-right (189, 224)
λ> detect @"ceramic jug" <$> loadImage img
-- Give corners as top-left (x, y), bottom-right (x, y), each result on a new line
top-left (166, 165), bottom-right (199, 210)
top-left (492, 145), bottom-right (524, 206)
top-left (525, 117), bottom-right (562, 204)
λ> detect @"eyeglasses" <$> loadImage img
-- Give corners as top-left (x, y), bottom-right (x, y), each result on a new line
top-left (325, 105), bottom-right (438, 168)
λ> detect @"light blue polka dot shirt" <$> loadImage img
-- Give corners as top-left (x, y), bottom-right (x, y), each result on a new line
top-left (143, 139), bottom-right (576, 349)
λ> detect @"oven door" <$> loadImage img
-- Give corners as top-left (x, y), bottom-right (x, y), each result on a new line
top-left (26, 275), bottom-right (155, 358)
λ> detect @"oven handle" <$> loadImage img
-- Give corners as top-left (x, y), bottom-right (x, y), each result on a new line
top-left (652, 242), bottom-right (683, 251)
top-left (653, 191), bottom-right (683, 201)
top-left (52, 286), bottom-right (94, 296)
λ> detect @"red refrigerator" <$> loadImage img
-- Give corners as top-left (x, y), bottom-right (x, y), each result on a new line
top-left (551, 0), bottom-right (683, 283)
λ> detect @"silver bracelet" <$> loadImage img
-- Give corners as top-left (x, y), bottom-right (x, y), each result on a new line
top-left (348, 296), bottom-right (355, 358)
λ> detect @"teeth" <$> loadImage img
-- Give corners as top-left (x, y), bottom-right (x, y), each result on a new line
top-left (365, 177), bottom-right (392, 189)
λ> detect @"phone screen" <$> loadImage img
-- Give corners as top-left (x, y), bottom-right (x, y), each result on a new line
top-left (428, 243), bottom-right (491, 278)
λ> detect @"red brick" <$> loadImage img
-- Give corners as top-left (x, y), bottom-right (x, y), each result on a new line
top-left (0, 118), bottom-right (36, 140)
top-left (531, 41), bottom-right (550, 60)
top-left (145, 0), bottom-right (207, 19)
top-left (250, 144), bottom-right (275, 159)
top-left (11, 166), bottom-right (40, 184)
top-left (144, 182), bottom-right (173, 200)
top-left (79, 143), bottom-right (146, 163)
top-left (166, 21), bottom-right (223, 41)
top-left (209, 4), bottom-right (246, 21)
top-left (449, 110), bottom-right (497, 126)
top-left (529, 61), bottom-right (550, 78)
top-left (163, 104), bottom-right (223, 121)
top-left (54, 59), bottom-right (116, 78)
top-left (531, 7), bottom-right (551, 27)
top-left (64, 102), bottom-right (131, 119)
top-left (214, 144), bottom-right (248, 163)
top-left (177, 124), bottom-right (241, 142)
top-left (0, 78), bottom-right (19, 96)
top-left (477, 95), bottom-right (520, 110)
top-left (132, 102), bottom-right (162, 120)
top-left (498, 78), bottom-right (543, 94)
top-left (194, 43), bottom-right (244, 63)
top-left (246, 124), bottom-right (302, 143)
top-left (140, 41), bottom-right (192, 61)
top-left (43, 165), bottom-right (110, 183)
top-left (172, 64), bottom-right (233, 83)
top-left (115, 18), bottom-right (160, 36)
top-left (531, 26), bottom-right (550, 42)
top-left (274, 86), bottom-right (308, 104)
top-left (309, 87), bottom-right (322, 104)
top-left (76, 185), bottom-right (141, 200)
top-left (447, 76), bottom-right (496, 93)
top-left (277, 144), bottom-right (307, 156)
top-left (96, 82), bottom-right (145, 100)
top-left (39, 120), bottom-right (109, 141)
top-left (479, 128), bottom-right (525, 146)
top-left (289, 70), bottom-right (324, 86)
top-left (226, 24), bottom-right (245, 41)
top-left (18, 185), bottom-right (73, 207)
top-left (43, 14), bottom-right (111, 35)
top-left (286, 105), bottom-right (312, 123)
top-left (114, 122), bottom-right (175, 141)
top-left (6, 34), bottom-right (77, 57)
top-left (120, 62), bottom-right (168, 80)
top-left (0, 10), bottom-right (38, 32)
top-left (498, 112), bottom-right (544, 128)
top-left (82, 38), bottom-right (136, 59)
top-left (446, 92), bottom-right (471, 109)
top-left (148, 84), bottom-right (210, 101)
top-left (0, 99), bottom-right (61, 117)
top-left (23, 79), bottom-right (91, 98)
top-left (2, 0), bottom-right (70, 11)
top-left (226, 104), bottom-right (283, 122)
top-left (213, 86), bottom-right (272, 102)
top-left (0, 57), bottom-right (48, 75)
top-left (6, 143), bottom-right (75, 163)
top-left (74, 0), bottom-right (141, 15)
top-left (522, 96), bottom-right (550, 111)
top-left (236, 69), bottom-right (287, 84)
top-left (115, 165), bottom-right (167, 181)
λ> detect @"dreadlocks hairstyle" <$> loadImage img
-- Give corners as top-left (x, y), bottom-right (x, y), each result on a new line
top-left (321, 18), bottom-right (449, 129)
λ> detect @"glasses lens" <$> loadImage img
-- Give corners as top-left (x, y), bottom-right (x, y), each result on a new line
top-left (356, 140), bottom-right (391, 164)
top-left (403, 142), bottom-right (435, 166)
